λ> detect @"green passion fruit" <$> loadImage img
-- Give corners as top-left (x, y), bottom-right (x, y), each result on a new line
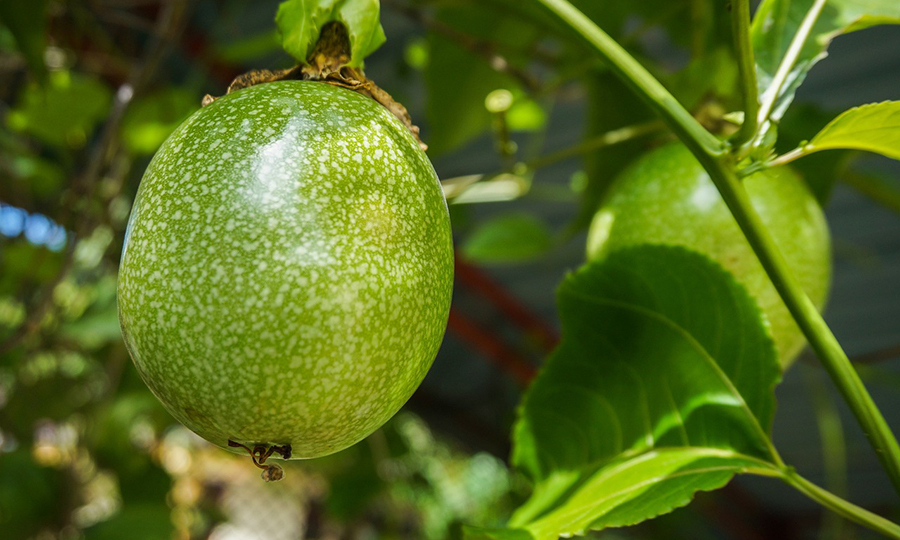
top-left (587, 142), bottom-right (831, 368)
top-left (117, 81), bottom-right (453, 461)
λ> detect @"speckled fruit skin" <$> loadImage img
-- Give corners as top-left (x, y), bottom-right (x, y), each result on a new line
top-left (587, 143), bottom-right (831, 368)
top-left (117, 81), bottom-right (454, 459)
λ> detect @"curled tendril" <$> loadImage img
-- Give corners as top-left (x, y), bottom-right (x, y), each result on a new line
top-left (227, 440), bottom-right (292, 482)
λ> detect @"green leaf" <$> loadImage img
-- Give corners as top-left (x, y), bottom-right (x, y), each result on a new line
top-left (504, 246), bottom-right (781, 538)
top-left (275, 0), bottom-right (385, 68)
top-left (515, 449), bottom-right (775, 540)
top-left (462, 214), bottom-right (552, 264)
top-left (0, 0), bottom-right (49, 80)
top-left (800, 101), bottom-right (900, 161)
top-left (752, 0), bottom-right (900, 126)
top-left (6, 71), bottom-right (111, 148)
top-left (121, 88), bottom-right (198, 155)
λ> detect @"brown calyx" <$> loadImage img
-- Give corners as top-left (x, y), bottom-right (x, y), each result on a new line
top-left (228, 439), bottom-right (292, 482)
top-left (202, 22), bottom-right (426, 151)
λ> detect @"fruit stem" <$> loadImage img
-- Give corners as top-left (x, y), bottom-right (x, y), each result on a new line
top-left (228, 439), bottom-right (292, 481)
top-left (729, 0), bottom-right (759, 149)
top-left (534, 0), bottom-right (900, 499)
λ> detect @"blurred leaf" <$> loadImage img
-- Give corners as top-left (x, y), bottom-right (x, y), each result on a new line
top-left (7, 71), bottom-right (112, 148)
top-left (8, 153), bottom-right (66, 198)
top-left (214, 30), bottom-right (282, 64)
top-left (666, 47), bottom-right (738, 111)
top-left (87, 390), bottom-right (174, 508)
top-left (0, 0), bottom-right (49, 81)
top-left (0, 239), bottom-right (64, 296)
top-left (0, 449), bottom-right (68, 540)
top-left (325, 444), bottom-right (385, 521)
top-left (121, 88), bottom-right (198, 155)
top-left (462, 214), bottom-right (552, 264)
top-left (59, 290), bottom-right (121, 350)
top-left (275, 0), bottom-right (385, 68)
top-left (752, 0), bottom-right (900, 128)
top-left (465, 525), bottom-right (534, 540)
top-left (423, 5), bottom-right (537, 155)
top-left (575, 71), bottom-right (654, 230)
top-left (504, 246), bottom-right (780, 537)
top-left (799, 101), bottom-right (900, 161)
top-left (83, 504), bottom-right (173, 540)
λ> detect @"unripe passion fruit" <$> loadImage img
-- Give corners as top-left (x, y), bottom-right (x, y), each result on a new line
top-left (587, 143), bottom-right (831, 368)
top-left (118, 81), bottom-right (453, 459)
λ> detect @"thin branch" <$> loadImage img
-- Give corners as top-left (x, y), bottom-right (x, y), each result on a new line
top-left (526, 120), bottom-right (663, 170)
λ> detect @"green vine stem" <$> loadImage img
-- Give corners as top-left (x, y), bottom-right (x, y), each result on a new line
top-left (779, 469), bottom-right (900, 539)
top-left (729, 0), bottom-right (758, 149)
top-left (533, 0), bottom-right (900, 500)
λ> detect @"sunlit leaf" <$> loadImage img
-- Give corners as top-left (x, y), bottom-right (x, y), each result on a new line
top-left (800, 101), bottom-right (900, 161)
top-left (752, 0), bottom-right (900, 127)
top-left (462, 213), bottom-right (552, 264)
top-left (275, 0), bottom-right (385, 67)
top-left (496, 246), bottom-right (781, 538)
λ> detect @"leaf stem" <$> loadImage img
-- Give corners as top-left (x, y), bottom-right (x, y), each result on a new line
top-left (780, 469), bottom-right (900, 539)
top-left (755, 0), bottom-right (827, 132)
top-left (525, 120), bottom-right (664, 170)
top-left (533, 0), bottom-right (725, 159)
top-left (535, 0), bottom-right (900, 499)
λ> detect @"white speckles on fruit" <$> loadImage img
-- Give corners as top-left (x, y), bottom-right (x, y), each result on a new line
top-left (118, 81), bottom-right (454, 459)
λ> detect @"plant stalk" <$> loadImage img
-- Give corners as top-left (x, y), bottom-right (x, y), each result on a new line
top-left (534, 0), bottom-right (900, 497)
top-left (730, 0), bottom-right (759, 148)
top-left (780, 469), bottom-right (900, 539)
